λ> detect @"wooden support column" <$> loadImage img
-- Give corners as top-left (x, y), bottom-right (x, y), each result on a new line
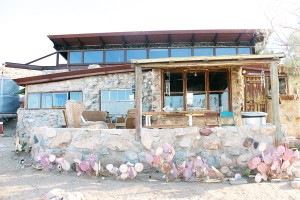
top-left (270, 62), bottom-right (282, 144)
top-left (135, 65), bottom-right (142, 141)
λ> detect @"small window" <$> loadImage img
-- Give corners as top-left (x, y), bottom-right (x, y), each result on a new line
top-left (70, 91), bottom-right (83, 102)
top-left (149, 49), bottom-right (168, 58)
top-left (105, 50), bottom-right (124, 63)
top-left (84, 51), bottom-right (103, 63)
top-left (194, 48), bottom-right (214, 56)
top-left (171, 48), bottom-right (192, 57)
top-left (28, 93), bottom-right (41, 109)
top-left (238, 48), bottom-right (251, 54)
top-left (126, 49), bottom-right (147, 62)
top-left (70, 51), bottom-right (82, 64)
top-left (53, 93), bottom-right (67, 107)
top-left (41, 93), bottom-right (52, 108)
top-left (216, 48), bottom-right (236, 56)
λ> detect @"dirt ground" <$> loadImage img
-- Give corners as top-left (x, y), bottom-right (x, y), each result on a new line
top-left (0, 122), bottom-right (299, 200)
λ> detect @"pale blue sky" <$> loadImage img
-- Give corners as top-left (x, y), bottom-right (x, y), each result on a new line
top-left (0, 0), bottom-right (298, 67)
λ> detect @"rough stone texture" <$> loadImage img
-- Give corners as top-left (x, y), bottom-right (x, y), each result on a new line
top-left (231, 67), bottom-right (244, 126)
top-left (30, 124), bottom-right (275, 170)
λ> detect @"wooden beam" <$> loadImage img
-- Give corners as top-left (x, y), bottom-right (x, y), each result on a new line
top-left (134, 65), bottom-right (142, 141)
top-left (25, 52), bottom-right (57, 65)
top-left (270, 62), bottom-right (282, 144)
top-left (213, 33), bottom-right (218, 44)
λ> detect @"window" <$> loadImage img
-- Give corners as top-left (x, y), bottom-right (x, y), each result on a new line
top-left (194, 48), bottom-right (214, 56)
top-left (149, 49), bottom-right (168, 58)
top-left (126, 49), bottom-right (147, 62)
top-left (216, 48), bottom-right (236, 56)
top-left (171, 48), bottom-right (192, 57)
top-left (42, 93), bottom-right (52, 108)
top-left (163, 70), bottom-right (229, 111)
top-left (70, 91), bottom-right (83, 102)
top-left (28, 93), bottom-right (41, 109)
top-left (27, 91), bottom-right (82, 109)
top-left (100, 90), bottom-right (134, 115)
top-left (84, 51), bottom-right (103, 63)
top-left (105, 50), bottom-right (124, 63)
top-left (238, 48), bottom-right (251, 54)
top-left (70, 51), bottom-right (82, 64)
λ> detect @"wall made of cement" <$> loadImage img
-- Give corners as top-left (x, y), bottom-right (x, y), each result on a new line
top-left (30, 125), bottom-right (275, 170)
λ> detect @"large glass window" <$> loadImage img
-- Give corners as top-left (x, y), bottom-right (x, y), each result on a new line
top-left (149, 49), bottom-right (169, 58)
top-left (216, 48), bottom-right (236, 56)
top-left (70, 51), bottom-right (82, 64)
top-left (70, 91), bottom-right (83, 102)
top-left (42, 93), bottom-right (52, 108)
top-left (163, 70), bottom-right (229, 111)
top-left (238, 47), bottom-right (251, 54)
top-left (84, 51), bottom-right (103, 63)
top-left (171, 48), bottom-right (192, 57)
top-left (28, 93), bottom-right (41, 109)
top-left (105, 50), bottom-right (124, 63)
top-left (194, 48), bottom-right (214, 56)
top-left (100, 90), bottom-right (134, 115)
top-left (126, 49), bottom-right (147, 62)
top-left (53, 93), bottom-right (68, 107)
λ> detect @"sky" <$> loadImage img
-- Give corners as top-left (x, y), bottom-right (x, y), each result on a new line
top-left (0, 0), bottom-right (299, 68)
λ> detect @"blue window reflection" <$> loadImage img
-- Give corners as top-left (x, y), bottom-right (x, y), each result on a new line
top-left (171, 48), bottom-right (192, 57)
top-left (238, 48), bottom-right (251, 54)
top-left (84, 51), bottom-right (103, 63)
top-left (149, 49), bottom-right (168, 58)
top-left (105, 50), bottom-right (124, 63)
top-left (70, 92), bottom-right (82, 102)
top-left (194, 48), bottom-right (214, 56)
top-left (70, 51), bottom-right (82, 64)
top-left (28, 93), bottom-right (41, 109)
top-left (126, 49), bottom-right (147, 62)
top-left (216, 48), bottom-right (236, 56)
top-left (53, 93), bottom-right (67, 107)
top-left (41, 93), bottom-right (52, 108)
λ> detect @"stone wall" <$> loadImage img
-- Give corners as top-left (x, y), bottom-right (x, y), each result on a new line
top-left (30, 125), bottom-right (275, 170)
top-left (17, 109), bottom-right (66, 139)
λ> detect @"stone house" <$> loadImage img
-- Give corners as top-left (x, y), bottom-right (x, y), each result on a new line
top-left (4, 29), bottom-right (299, 169)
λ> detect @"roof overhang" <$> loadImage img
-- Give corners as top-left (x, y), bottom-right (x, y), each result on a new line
top-left (48, 29), bottom-right (265, 50)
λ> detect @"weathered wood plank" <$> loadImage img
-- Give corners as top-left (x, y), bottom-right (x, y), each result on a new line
top-left (134, 65), bottom-right (142, 140)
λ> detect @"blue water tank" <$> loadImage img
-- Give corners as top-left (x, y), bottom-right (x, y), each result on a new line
top-left (0, 76), bottom-right (20, 113)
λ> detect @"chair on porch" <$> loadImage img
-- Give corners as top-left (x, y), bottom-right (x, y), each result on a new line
top-left (204, 112), bottom-right (220, 127)
top-left (220, 111), bottom-right (236, 126)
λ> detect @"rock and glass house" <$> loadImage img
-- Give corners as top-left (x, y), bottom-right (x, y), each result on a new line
top-left (4, 29), bottom-right (299, 168)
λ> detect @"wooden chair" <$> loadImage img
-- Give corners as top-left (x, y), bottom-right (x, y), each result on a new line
top-left (125, 117), bottom-right (135, 129)
top-left (204, 112), bottom-right (220, 127)
top-left (81, 111), bottom-right (107, 122)
top-left (220, 111), bottom-right (235, 126)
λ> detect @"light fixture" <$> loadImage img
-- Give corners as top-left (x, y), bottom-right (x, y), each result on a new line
top-left (194, 72), bottom-right (197, 77)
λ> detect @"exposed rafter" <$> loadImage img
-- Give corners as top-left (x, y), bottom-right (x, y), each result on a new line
top-left (77, 38), bottom-right (84, 47)
top-left (213, 33), bottom-right (218, 45)
top-left (145, 35), bottom-right (149, 46)
top-left (122, 36), bottom-right (127, 47)
top-left (61, 38), bottom-right (69, 49)
top-left (191, 34), bottom-right (195, 46)
top-left (98, 36), bottom-right (105, 47)
top-left (235, 33), bottom-right (242, 43)
top-left (25, 52), bottom-right (57, 65)
top-left (168, 34), bottom-right (172, 46)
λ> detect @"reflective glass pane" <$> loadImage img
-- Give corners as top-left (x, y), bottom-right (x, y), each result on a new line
top-left (238, 48), bottom-right (251, 54)
top-left (28, 93), bottom-right (41, 109)
top-left (209, 72), bottom-right (228, 90)
top-left (164, 94), bottom-right (184, 111)
top-left (53, 93), bottom-right (67, 107)
top-left (149, 49), bottom-right (168, 58)
top-left (194, 48), bottom-right (213, 56)
top-left (187, 92), bottom-right (206, 110)
top-left (126, 49), bottom-right (147, 62)
top-left (209, 92), bottom-right (228, 112)
top-left (101, 90), bottom-right (109, 101)
top-left (70, 92), bottom-right (82, 102)
top-left (84, 51), bottom-right (103, 63)
top-left (216, 48), bottom-right (236, 56)
top-left (42, 93), bottom-right (52, 108)
top-left (70, 51), bottom-right (82, 64)
top-left (118, 90), bottom-right (126, 100)
top-left (165, 73), bottom-right (183, 92)
top-left (187, 72), bottom-right (205, 92)
top-left (110, 90), bottom-right (118, 100)
top-left (105, 50), bottom-right (124, 63)
top-left (171, 48), bottom-right (192, 57)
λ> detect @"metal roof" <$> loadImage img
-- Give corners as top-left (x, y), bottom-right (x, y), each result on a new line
top-left (48, 29), bottom-right (264, 50)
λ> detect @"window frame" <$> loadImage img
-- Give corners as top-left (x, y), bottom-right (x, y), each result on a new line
top-left (162, 69), bottom-right (231, 111)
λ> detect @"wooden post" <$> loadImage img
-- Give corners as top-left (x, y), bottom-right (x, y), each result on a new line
top-left (270, 62), bottom-right (282, 144)
top-left (134, 65), bottom-right (142, 141)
